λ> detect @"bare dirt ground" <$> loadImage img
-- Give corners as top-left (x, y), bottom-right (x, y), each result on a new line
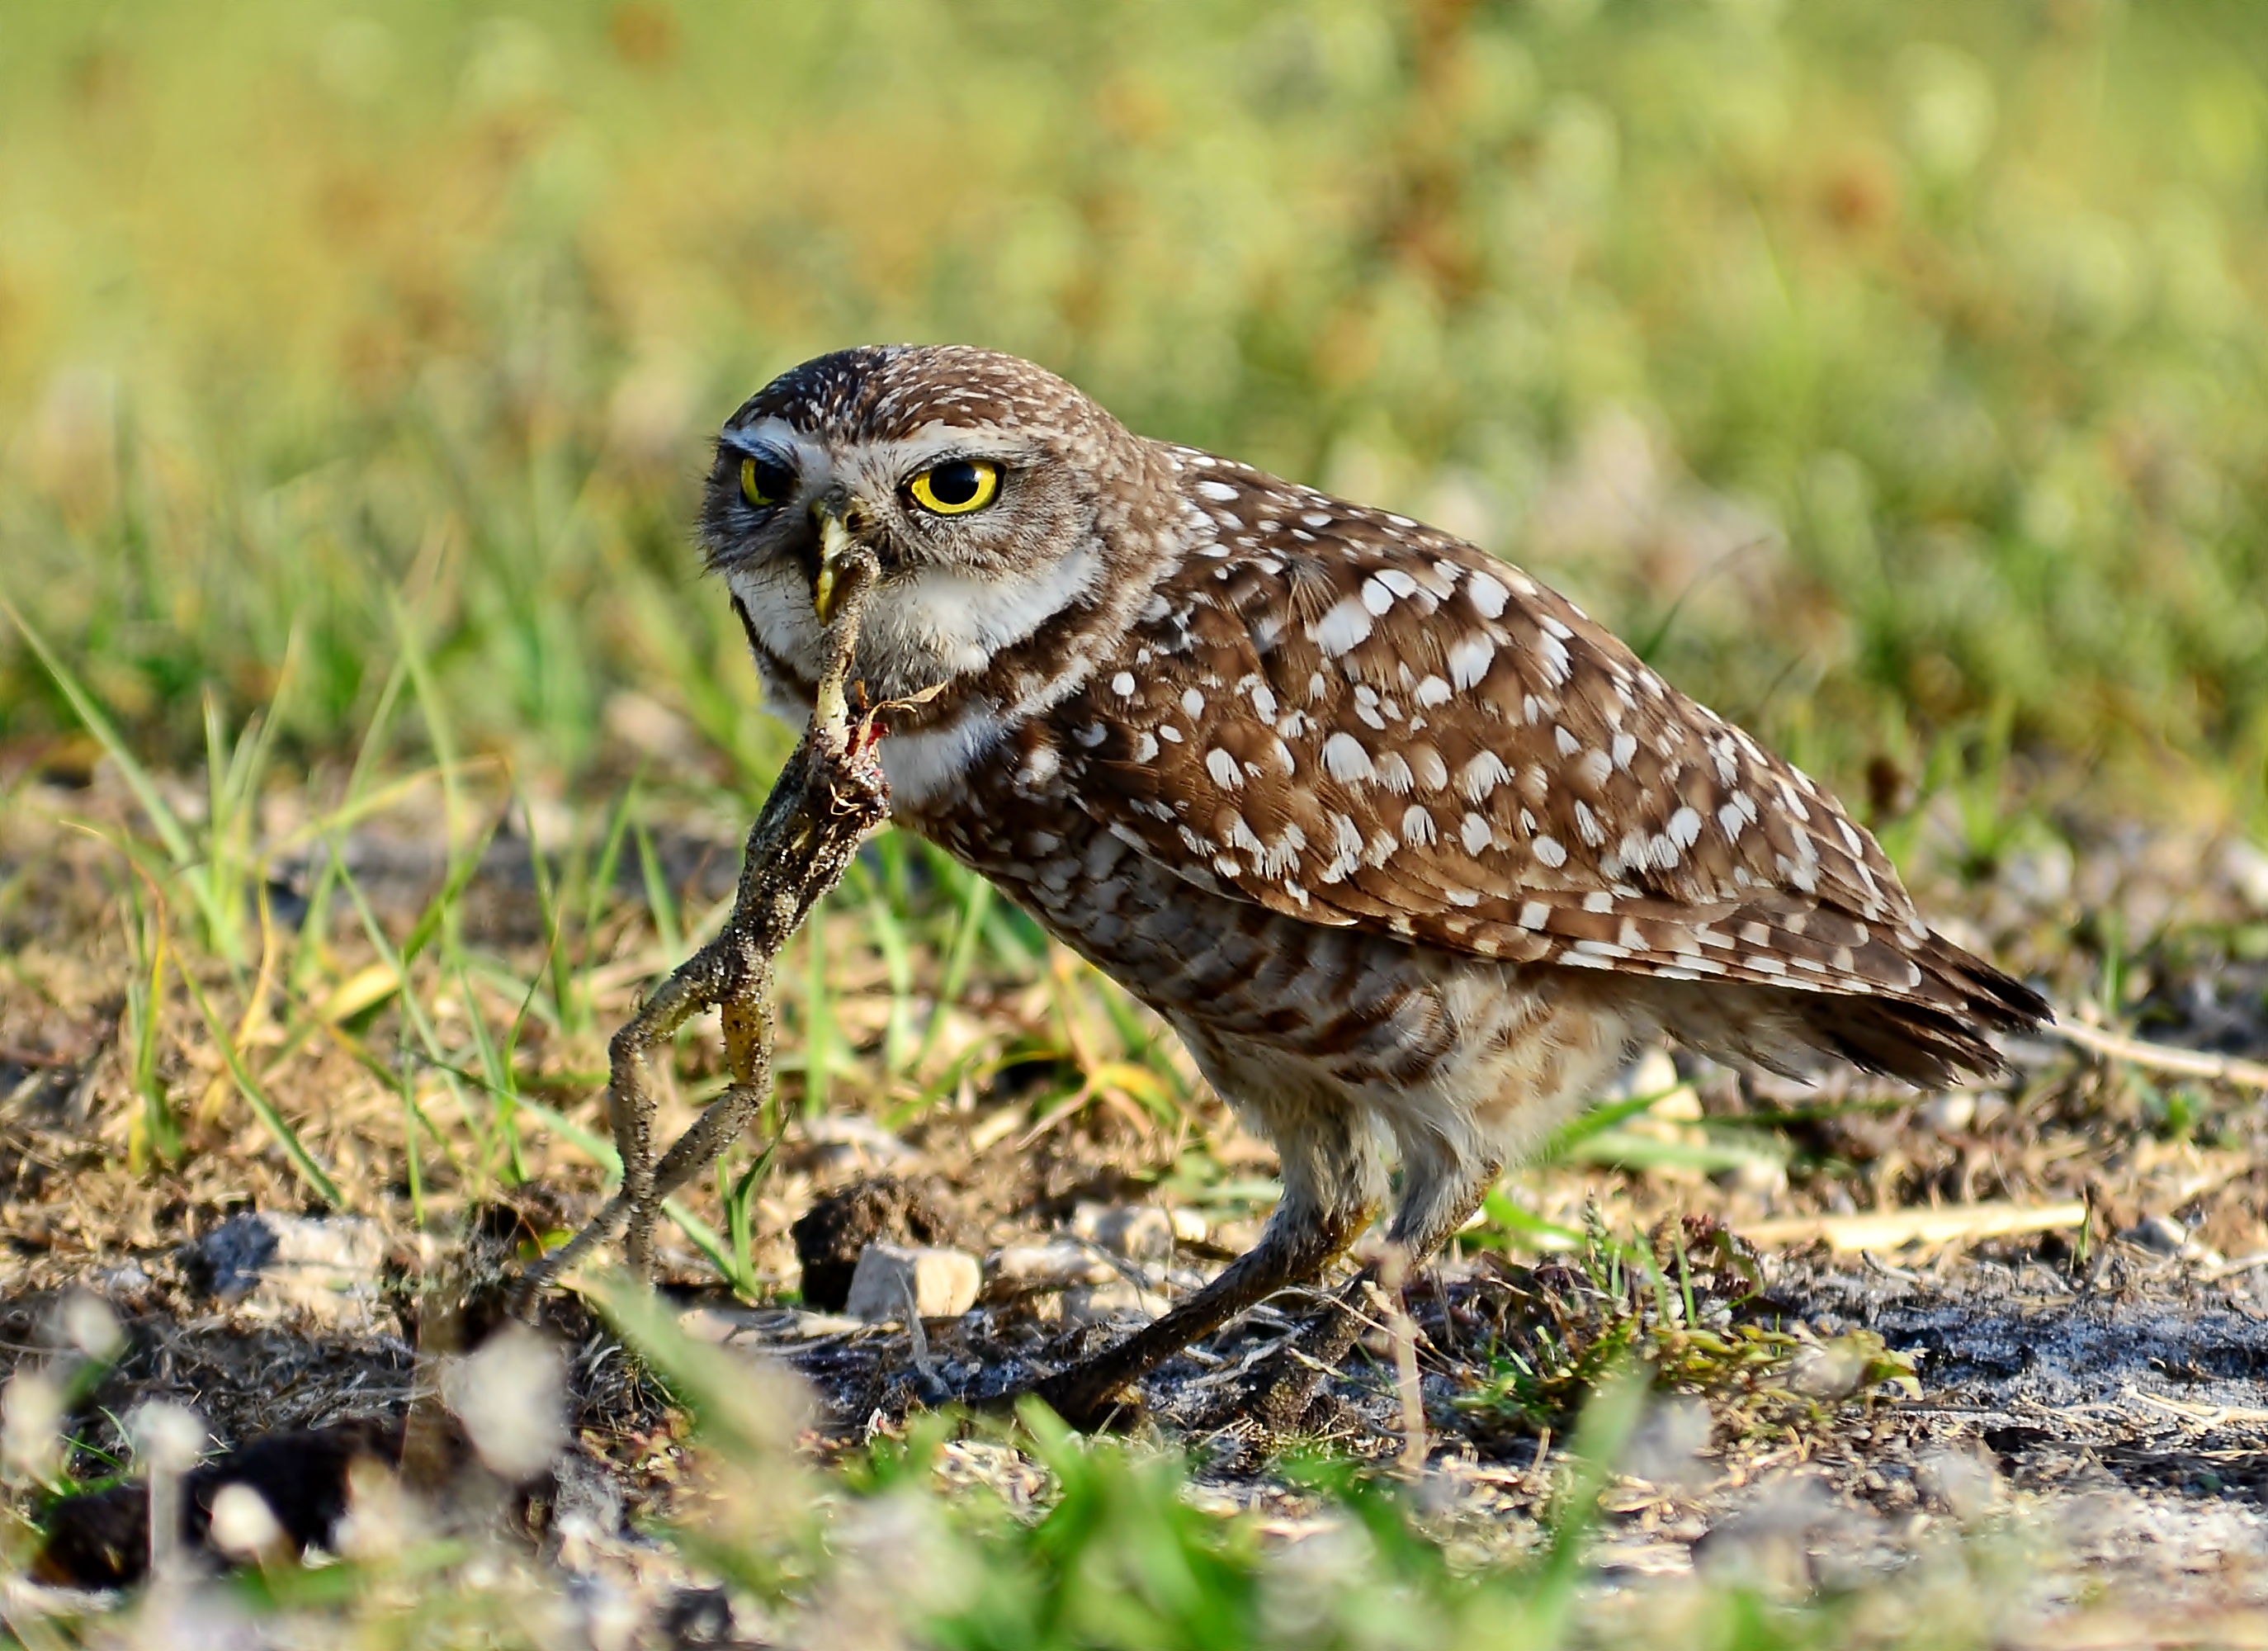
top-left (5, 761), bottom-right (2268, 1634)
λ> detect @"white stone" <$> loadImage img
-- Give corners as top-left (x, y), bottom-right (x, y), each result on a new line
top-left (990, 1241), bottom-right (1117, 1289)
top-left (843, 1242), bottom-right (981, 1321)
top-left (1062, 1280), bottom-right (1159, 1327)
top-left (1071, 1202), bottom-right (1174, 1262)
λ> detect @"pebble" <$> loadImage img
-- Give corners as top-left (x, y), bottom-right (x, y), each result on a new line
top-left (802, 1114), bottom-right (914, 1174)
top-left (1062, 1280), bottom-right (1160, 1327)
top-left (1070, 1202), bottom-right (1174, 1262)
top-left (2124, 1213), bottom-right (2192, 1256)
top-left (843, 1242), bottom-right (980, 1321)
top-left (1921, 1093), bottom-right (1976, 1134)
top-left (991, 1241), bottom-right (1116, 1289)
top-left (179, 1213), bottom-right (385, 1327)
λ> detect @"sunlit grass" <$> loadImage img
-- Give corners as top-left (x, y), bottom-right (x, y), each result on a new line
top-left (4, 3), bottom-right (2268, 825)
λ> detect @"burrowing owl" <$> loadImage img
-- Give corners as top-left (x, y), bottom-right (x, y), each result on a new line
top-left (702, 344), bottom-right (2048, 1426)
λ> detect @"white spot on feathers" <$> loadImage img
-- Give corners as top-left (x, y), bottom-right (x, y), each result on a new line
top-left (1111, 672), bottom-right (1136, 697)
top-left (1459, 751), bottom-right (1510, 802)
top-left (1206, 749), bottom-right (1242, 788)
top-left (1466, 569), bottom-right (1510, 618)
top-left (1461, 812), bottom-right (1492, 854)
top-left (1196, 479), bottom-right (1240, 503)
top-left (1181, 687), bottom-right (1206, 717)
top-left (1401, 805), bottom-right (1436, 846)
top-left (1533, 835), bottom-right (1568, 868)
top-left (1321, 732), bottom-right (1374, 783)
top-left (1534, 632), bottom-right (1571, 685)
top-left (1448, 633), bottom-right (1495, 689)
top-left (1312, 598), bottom-right (1373, 655)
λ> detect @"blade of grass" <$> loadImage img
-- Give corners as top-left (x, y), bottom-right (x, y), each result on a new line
top-left (1, 597), bottom-right (195, 868)
top-left (912, 869), bottom-right (991, 1075)
top-left (633, 817), bottom-right (684, 965)
top-left (1538, 1083), bottom-right (1690, 1160)
top-left (801, 892), bottom-right (834, 1119)
top-left (503, 1091), bottom-right (735, 1274)
top-left (180, 967), bottom-right (343, 1208)
top-left (845, 856), bottom-right (915, 1078)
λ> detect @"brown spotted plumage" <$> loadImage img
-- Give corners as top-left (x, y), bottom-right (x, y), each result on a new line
top-left (702, 343), bottom-right (2049, 1426)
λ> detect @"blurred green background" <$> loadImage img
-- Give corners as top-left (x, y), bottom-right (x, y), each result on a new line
top-left (4, 0), bottom-right (2266, 829)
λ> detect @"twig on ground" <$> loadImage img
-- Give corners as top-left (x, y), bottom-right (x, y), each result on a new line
top-left (2048, 1019), bottom-right (2268, 1091)
top-left (1736, 1200), bottom-right (2088, 1252)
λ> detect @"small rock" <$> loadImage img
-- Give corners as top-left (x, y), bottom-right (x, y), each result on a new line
top-left (843, 1243), bottom-right (980, 1322)
top-left (1917, 1448), bottom-right (2000, 1523)
top-left (802, 1114), bottom-right (914, 1175)
top-left (1715, 1157), bottom-right (1788, 1197)
top-left (1071, 1202), bottom-right (1174, 1262)
top-left (1061, 1280), bottom-right (1158, 1327)
top-left (178, 1213), bottom-right (384, 1326)
top-left (1169, 1208), bottom-right (1208, 1244)
top-left (2221, 838), bottom-right (2268, 915)
top-left (2124, 1213), bottom-right (2190, 1256)
top-left (790, 1178), bottom-right (960, 1311)
top-left (991, 1241), bottom-right (1116, 1289)
top-left (1921, 1093), bottom-right (1976, 1134)
top-left (2001, 842), bottom-right (2074, 909)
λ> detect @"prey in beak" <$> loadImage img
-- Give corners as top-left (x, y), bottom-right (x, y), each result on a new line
top-left (810, 500), bottom-right (857, 627)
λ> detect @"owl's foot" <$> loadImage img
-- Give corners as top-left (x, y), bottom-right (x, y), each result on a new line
top-left (1197, 1289), bottom-right (1369, 1434)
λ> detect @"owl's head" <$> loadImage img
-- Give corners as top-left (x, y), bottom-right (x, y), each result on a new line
top-left (701, 344), bottom-right (1171, 716)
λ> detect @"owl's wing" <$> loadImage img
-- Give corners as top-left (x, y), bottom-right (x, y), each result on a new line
top-left (1048, 461), bottom-right (2043, 1075)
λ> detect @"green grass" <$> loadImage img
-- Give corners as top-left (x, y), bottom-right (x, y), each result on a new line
top-left (4, 2), bottom-right (2268, 826)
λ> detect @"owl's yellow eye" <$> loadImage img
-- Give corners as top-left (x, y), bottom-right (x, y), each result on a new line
top-left (906, 459), bottom-right (1000, 516)
top-left (739, 454), bottom-right (794, 508)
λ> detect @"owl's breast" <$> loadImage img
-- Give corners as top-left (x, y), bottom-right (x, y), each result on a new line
top-left (887, 712), bottom-right (1546, 1093)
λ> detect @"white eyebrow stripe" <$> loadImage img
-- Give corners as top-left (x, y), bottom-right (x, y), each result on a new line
top-left (719, 414), bottom-right (1037, 486)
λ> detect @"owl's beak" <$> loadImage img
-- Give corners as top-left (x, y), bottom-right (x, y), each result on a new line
top-left (810, 503), bottom-right (856, 627)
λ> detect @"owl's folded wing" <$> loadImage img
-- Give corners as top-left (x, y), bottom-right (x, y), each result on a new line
top-left (1047, 498), bottom-right (2044, 1077)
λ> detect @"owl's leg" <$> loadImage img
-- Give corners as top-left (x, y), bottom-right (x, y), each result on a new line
top-left (1024, 1100), bottom-right (1385, 1431)
top-left (1239, 1132), bottom-right (1504, 1431)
